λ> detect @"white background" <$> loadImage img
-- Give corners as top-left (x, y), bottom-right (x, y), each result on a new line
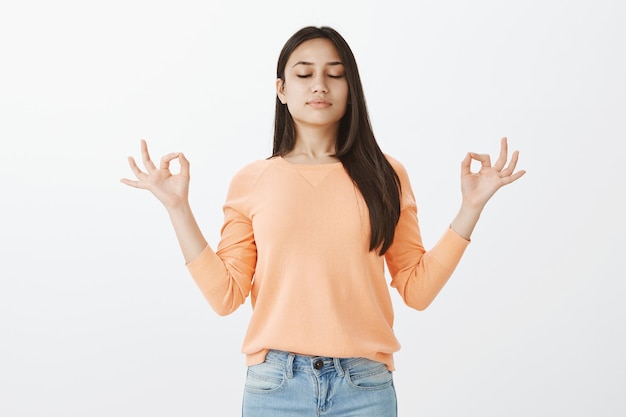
top-left (1, 0), bottom-right (625, 416)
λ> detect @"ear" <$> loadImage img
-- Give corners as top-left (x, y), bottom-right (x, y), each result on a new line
top-left (276, 78), bottom-right (287, 104)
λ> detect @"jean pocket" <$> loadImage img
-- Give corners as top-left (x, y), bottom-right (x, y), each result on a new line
top-left (345, 359), bottom-right (393, 391)
top-left (244, 361), bottom-right (286, 393)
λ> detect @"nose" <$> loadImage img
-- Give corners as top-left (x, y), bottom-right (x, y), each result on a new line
top-left (311, 74), bottom-right (328, 93)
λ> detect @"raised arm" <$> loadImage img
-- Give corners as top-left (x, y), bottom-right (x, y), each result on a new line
top-left (387, 138), bottom-right (525, 310)
top-left (450, 137), bottom-right (526, 239)
top-left (120, 139), bottom-right (207, 262)
top-left (121, 140), bottom-right (254, 315)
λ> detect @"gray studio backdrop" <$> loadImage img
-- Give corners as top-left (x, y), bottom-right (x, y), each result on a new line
top-left (1, 0), bottom-right (624, 416)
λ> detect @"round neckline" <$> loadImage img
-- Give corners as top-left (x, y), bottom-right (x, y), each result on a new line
top-left (275, 156), bottom-right (343, 169)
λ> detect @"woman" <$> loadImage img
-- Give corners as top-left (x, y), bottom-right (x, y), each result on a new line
top-left (121, 26), bottom-right (525, 417)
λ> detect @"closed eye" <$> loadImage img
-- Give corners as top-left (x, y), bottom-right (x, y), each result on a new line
top-left (296, 74), bottom-right (343, 79)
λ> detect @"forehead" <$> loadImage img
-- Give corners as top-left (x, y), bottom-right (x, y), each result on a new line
top-left (287, 38), bottom-right (342, 65)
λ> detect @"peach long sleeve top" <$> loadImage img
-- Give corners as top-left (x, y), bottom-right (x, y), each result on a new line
top-left (186, 155), bottom-right (469, 370)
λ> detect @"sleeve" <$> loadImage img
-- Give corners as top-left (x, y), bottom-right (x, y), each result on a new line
top-left (384, 157), bottom-right (470, 310)
top-left (185, 165), bottom-right (259, 316)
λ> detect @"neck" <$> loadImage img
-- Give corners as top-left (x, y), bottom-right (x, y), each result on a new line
top-left (285, 124), bottom-right (339, 163)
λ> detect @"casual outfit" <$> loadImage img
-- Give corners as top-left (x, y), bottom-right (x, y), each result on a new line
top-left (186, 155), bottom-right (469, 415)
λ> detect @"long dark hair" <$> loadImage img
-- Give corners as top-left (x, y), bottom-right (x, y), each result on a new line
top-left (272, 26), bottom-right (401, 255)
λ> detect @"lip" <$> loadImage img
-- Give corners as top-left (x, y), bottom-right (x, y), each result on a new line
top-left (306, 98), bottom-right (331, 108)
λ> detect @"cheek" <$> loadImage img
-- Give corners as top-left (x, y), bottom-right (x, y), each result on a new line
top-left (284, 81), bottom-right (308, 99)
top-left (337, 80), bottom-right (349, 98)
top-left (338, 85), bottom-right (350, 107)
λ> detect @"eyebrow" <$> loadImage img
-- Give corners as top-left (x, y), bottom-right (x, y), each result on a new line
top-left (292, 61), bottom-right (344, 68)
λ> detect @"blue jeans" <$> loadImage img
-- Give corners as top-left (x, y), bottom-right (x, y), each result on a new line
top-left (242, 350), bottom-right (397, 417)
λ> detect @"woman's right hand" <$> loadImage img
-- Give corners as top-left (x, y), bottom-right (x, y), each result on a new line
top-left (120, 139), bottom-right (191, 211)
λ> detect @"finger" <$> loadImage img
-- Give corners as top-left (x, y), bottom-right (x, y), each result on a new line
top-left (502, 169), bottom-right (526, 185)
top-left (120, 177), bottom-right (147, 189)
top-left (127, 156), bottom-right (146, 179)
top-left (493, 137), bottom-right (508, 172)
top-left (500, 150), bottom-right (520, 177)
top-left (141, 139), bottom-right (157, 172)
top-left (470, 152), bottom-right (491, 168)
top-left (160, 152), bottom-right (180, 170)
top-left (460, 152), bottom-right (472, 176)
top-left (179, 152), bottom-right (190, 177)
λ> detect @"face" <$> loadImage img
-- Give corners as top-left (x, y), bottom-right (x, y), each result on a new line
top-left (277, 38), bottom-right (349, 132)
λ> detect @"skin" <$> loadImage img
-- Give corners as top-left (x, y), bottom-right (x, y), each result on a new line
top-left (276, 38), bottom-right (348, 164)
top-left (451, 137), bottom-right (525, 239)
top-left (120, 38), bottom-right (525, 263)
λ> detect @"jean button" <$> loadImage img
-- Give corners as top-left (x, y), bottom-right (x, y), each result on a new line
top-left (313, 359), bottom-right (324, 370)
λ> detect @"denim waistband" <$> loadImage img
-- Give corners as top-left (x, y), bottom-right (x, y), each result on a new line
top-left (262, 349), bottom-right (377, 379)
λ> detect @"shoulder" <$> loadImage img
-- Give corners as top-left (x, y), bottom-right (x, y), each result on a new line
top-left (384, 153), bottom-right (416, 208)
top-left (384, 153), bottom-right (409, 180)
top-left (230, 158), bottom-right (275, 185)
top-left (224, 158), bottom-right (276, 202)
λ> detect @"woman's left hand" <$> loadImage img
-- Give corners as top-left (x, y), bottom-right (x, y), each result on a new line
top-left (460, 137), bottom-right (526, 210)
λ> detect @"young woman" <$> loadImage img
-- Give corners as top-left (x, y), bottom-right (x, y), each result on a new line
top-left (121, 26), bottom-right (525, 417)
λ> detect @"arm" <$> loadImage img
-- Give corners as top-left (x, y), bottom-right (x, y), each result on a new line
top-left (386, 203), bottom-right (470, 311)
top-left (450, 137), bottom-right (526, 239)
top-left (120, 140), bottom-right (254, 315)
top-left (386, 138), bottom-right (525, 310)
top-left (120, 139), bottom-right (207, 262)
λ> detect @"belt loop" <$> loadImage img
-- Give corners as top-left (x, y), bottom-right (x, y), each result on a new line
top-left (333, 357), bottom-right (344, 377)
top-left (286, 353), bottom-right (295, 379)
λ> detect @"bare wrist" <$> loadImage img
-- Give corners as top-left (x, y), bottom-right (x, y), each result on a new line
top-left (166, 201), bottom-right (193, 217)
top-left (460, 199), bottom-right (485, 215)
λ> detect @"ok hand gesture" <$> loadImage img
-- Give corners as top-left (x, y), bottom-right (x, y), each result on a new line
top-left (460, 137), bottom-right (526, 210)
top-left (120, 139), bottom-right (190, 211)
